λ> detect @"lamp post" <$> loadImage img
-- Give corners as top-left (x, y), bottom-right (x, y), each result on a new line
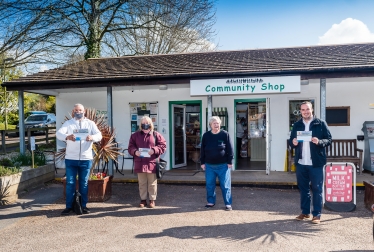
top-left (1, 57), bottom-right (14, 130)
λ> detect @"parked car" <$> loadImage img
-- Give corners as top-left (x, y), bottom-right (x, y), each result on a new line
top-left (24, 111), bottom-right (49, 118)
top-left (16, 113), bottom-right (56, 136)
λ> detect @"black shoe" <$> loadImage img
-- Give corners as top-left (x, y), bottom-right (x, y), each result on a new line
top-left (205, 204), bottom-right (215, 209)
top-left (82, 207), bottom-right (91, 214)
top-left (61, 208), bottom-right (73, 216)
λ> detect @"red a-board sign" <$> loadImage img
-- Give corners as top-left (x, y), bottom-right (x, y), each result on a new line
top-left (325, 164), bottom-right (353, 203)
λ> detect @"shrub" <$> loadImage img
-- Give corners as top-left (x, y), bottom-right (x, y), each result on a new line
top-left (0, 166), bottom-right (21, 177)
top-left (10, 153), bottom-right (46, 167)
top-left (0, 157), bottom-right (13, 167)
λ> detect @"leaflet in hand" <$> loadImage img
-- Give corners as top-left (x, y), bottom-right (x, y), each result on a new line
top-left (139, 148), bottom-right (150, 157)
top-left (297, 131), bottom-right (312, 142)
top-left (73, 128), bottom-right (89, 141)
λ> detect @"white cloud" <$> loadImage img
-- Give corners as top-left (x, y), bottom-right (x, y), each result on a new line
top-left (39, 65), bottom-right (49, 72)
top-left (318, 18), bottom-right (374, 45)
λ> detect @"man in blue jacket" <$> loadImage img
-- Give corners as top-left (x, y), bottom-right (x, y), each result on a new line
top-left (289, 101), bottom-right (332, 224)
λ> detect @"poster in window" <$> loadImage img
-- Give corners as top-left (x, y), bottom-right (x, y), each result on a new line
top-left (130, 104), bottom-right (137, 113)
top-left (150, 103), bottom-right (158, 114)
top-left (140, 103), bottom-right (147, 110)
top-left (131, 114), bottom-right (137, 121)
top-left (131, 121), bottom-right (138, 132)
top-left (150, 115), bottom-right (158, 126)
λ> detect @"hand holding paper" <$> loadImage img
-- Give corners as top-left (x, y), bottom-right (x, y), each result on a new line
top-left (139, 148), bottom-right (151, 157)
top-left (297, 131), bottom-right (312, 142)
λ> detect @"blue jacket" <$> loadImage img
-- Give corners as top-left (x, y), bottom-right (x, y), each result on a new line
top-left (289, 117), bottom-right (332, 167)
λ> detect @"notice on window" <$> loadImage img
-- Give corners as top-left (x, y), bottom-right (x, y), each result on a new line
top-left (139, 148), bottom-right (150, 158)
top-left (297, 131), bottom-right (312, 142)
top-left (325, 164), bottom-right (353, 203)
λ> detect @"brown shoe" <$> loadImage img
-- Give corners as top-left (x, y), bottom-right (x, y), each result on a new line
top-left (139, 200), bottom-right (147, 208)
top-left (311, 216), bottom-right (321, 224)
top-left (295, 214), bottom-right (310, 221)
top-left (149, 200), bottom-right (155, 208)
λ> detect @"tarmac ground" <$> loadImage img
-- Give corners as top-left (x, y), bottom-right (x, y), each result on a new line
top-left (0, 182), bottom-right (373, 252)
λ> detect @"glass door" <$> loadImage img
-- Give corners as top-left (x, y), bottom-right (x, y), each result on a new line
top-left (172, 105), bottom-right (187, 168)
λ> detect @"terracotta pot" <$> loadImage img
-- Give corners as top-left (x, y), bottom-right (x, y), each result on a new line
top-left (62, 176), bottom-right (113, 202)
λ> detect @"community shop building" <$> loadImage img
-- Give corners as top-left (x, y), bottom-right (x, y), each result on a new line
top-left (5, 43), bottom-right (374, 175)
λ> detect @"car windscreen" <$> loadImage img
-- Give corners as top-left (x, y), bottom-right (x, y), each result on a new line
top-left (25, 115), bottom-right (48, 121)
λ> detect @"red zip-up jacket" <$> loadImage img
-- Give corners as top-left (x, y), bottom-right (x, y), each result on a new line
top-left (128, 130), bottom-right (166, 173)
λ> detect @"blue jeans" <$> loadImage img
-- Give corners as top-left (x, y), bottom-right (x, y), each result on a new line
top-left (205, 163), bottom-right (232, 205)
top-left (65, 159), bottom-right (92, 208)
top-left (296, 164), bottom-right (323, 217)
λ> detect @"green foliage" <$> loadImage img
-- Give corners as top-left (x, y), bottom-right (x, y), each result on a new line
top-left (7, 112), bottom-right (19, 125)
top-left (23, 93), bottom-right (56, 115)
top-left (0, 153), bottom-right (46, 169)
top-left (10, 153), bottom-right (46, 167)
top-left (0, 123), bottom-right (16, 130)
top-left (0, 157), bottom-right (13, 167)
top-left (0, 166), bottom-right (21, 177)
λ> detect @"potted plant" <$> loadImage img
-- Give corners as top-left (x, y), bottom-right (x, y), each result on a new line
top-left (58, 108), bottom-right (122, 202)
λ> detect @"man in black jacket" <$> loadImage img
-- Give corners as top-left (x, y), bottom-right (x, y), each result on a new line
top-left (289, 101), bottom-right (332, 224)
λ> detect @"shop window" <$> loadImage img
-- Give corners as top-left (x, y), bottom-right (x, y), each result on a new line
top-left (129, 102), bottom-right (158, 132)
top-left (326, 106), bottom-right (350, 126)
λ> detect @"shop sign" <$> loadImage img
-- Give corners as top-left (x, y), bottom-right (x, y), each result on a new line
top-left (325, 164), bottom-right (353, 203)
top-left (190, 76), bottom-right (300, 96)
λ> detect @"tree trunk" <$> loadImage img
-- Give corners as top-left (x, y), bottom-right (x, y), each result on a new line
top-left (84, 1), bottom-right (101, 59)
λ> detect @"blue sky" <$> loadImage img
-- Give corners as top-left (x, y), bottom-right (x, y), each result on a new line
top-left (214, 0), bottom-right (374, 50)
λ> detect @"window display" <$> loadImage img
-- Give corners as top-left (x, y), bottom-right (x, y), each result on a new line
top-left (129, 102), bottom-right (158, 132)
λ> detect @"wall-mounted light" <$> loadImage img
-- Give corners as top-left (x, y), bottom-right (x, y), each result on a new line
top-left (300, 80), bottom-right (309, 85)
top-left (159, 84), bottom-right (168, 90)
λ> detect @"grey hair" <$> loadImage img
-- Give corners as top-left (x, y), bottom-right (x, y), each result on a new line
top-left (74, 103), bottom-right (84, 109)
top-left (208, 116), bottom-right (221, 126)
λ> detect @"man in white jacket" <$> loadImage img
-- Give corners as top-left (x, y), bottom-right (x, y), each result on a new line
top-left (56, 103), bottom-right (102, 215)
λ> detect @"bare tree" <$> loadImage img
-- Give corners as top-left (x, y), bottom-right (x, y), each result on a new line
top-left (103, 0), bottom-right (217, 56)
top-left (0, 1), bottom-right (57, 70)
top-left (0, 0), bottom-right (217, 67)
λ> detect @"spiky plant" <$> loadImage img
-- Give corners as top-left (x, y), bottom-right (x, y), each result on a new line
top-left (0, 180), bottom-right (11, 205)
top-left (56, 107), bottom-right (122, 176)
top-left (92, 124), bottom-right (122, 174)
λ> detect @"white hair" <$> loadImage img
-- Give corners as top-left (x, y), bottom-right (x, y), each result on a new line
top-left (208, 116), bottom-right (221, 126)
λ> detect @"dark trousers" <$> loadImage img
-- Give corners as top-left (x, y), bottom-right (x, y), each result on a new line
top-left (296, 164), bottom-right (323, 217)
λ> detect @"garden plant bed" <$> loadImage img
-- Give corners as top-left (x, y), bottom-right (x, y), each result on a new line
top-left (0, 164), bottom-right (55, 204)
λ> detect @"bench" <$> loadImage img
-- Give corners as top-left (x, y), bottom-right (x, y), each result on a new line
top-left (287, 139), bottom-right (363, 174)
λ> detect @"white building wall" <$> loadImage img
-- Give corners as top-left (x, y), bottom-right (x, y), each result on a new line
top-left (325, 77), bottom-right (374, 151)
top-left (54, 77), bottom-right (374, 172)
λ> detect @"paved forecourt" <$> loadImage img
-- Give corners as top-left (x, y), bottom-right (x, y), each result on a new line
top-left (0, 183), bottom-right (373, 251)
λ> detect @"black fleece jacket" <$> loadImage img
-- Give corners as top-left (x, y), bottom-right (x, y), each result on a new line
top-left (289, 117), bottom-right (332, 167)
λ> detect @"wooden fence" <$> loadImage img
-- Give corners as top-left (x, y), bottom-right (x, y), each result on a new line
top-left (0, 127), bottom-right (56, 153)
